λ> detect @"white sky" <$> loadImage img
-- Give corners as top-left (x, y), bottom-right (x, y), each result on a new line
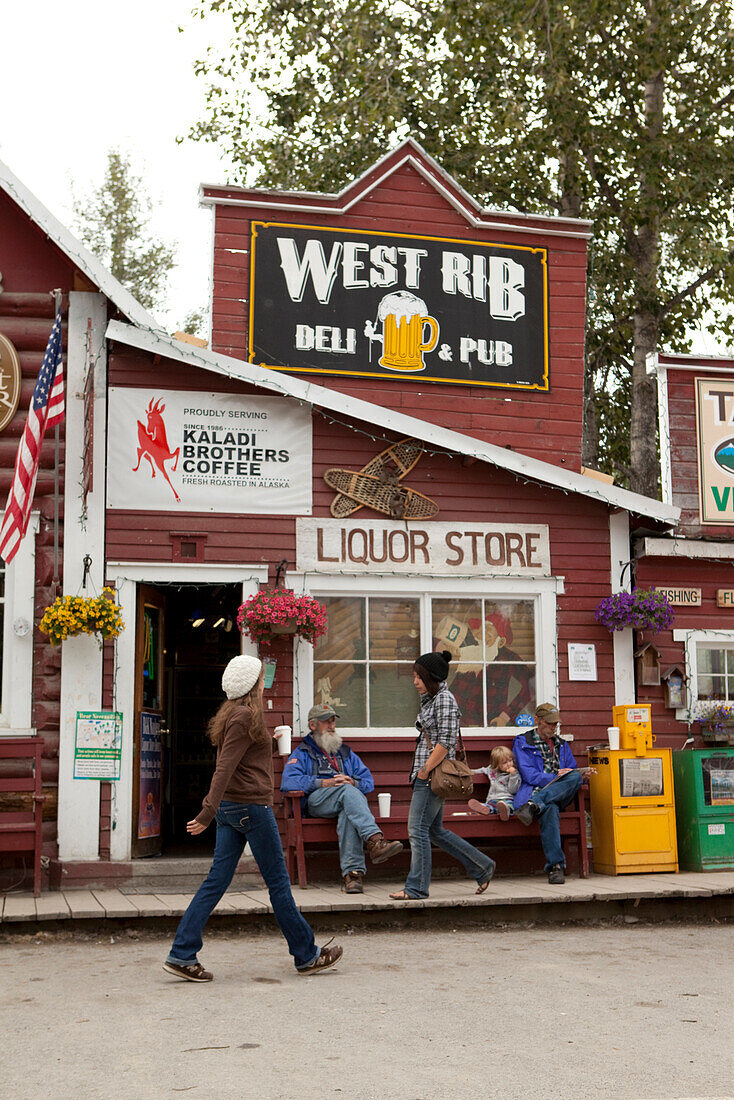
top-left (0, 0), bottom-right (233, 331)
top-left (0, 0), bottom-right (730, 355)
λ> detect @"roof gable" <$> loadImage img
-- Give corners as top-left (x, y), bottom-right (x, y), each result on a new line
top-left (0, 157), bottom-right (164, 331)
top-left (200, 137), bottom-right (592, 241)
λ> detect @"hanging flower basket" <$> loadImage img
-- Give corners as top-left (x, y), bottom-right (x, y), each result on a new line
top-left (237, 589), bottom-right (327, 647)
top-left (595, 587), bottom-right (675, 633)
top-left (39, 587), bottom-right (125, 647)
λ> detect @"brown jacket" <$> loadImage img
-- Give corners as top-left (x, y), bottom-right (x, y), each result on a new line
top-left (195, 707), bottom-right (274, 828)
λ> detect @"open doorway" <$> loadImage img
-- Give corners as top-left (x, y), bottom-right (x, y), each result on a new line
top-left (133, 581), bottom-right (243, 857)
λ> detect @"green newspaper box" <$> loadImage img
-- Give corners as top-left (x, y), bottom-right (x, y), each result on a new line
top-left (672, 748), bottom-right (734, 871)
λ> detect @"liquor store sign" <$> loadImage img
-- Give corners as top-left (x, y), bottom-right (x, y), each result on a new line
top-left (696, 377), bottom-right (734, 524)
top-left (296, 518), bottom-right (551, 575)
top-left (249, 223), bottom-right (549, 391)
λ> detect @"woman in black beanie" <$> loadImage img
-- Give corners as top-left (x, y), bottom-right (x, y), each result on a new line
top-left (390, 651), bottom-right (496, 899)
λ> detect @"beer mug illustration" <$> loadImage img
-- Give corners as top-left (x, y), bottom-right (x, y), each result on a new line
top-left (374, 291), bottom-right (440, 373)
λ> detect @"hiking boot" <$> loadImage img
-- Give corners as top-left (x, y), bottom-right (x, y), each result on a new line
top-left (548, 863), bottom-right (565, 884)
top-left (514, 802), bottom-right (539, 826)
top-left (342, 870), bottom-right (364, 894)
top-left (298, 940), bottom-right (344, 975)
top-left (365, 833), bottom-right (404, 864)
top-left (162, 960), bottom-right (213, 982)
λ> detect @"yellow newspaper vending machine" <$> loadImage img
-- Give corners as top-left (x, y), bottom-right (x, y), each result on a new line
top-left (589, 705), bottom-right (678, 875)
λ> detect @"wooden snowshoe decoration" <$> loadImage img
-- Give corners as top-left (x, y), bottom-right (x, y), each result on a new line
top-left (327, 438), bottom-right (430, 518)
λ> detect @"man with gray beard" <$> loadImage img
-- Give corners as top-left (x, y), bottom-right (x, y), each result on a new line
top-left (280, 704), bottom-right (403, 893)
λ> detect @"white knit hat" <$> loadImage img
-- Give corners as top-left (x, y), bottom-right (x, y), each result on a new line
top-left (222, 655), bottom-right (262, 699)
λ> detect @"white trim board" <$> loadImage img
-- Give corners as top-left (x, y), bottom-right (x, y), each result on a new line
top-left (637, 537), bottom-right (734, 560)
top-left (0, 157), bottom-right (164, 334)
top-left (106, 319), bottom-right (680, 525)
top-left (199, 138), bottom-right (593, 241)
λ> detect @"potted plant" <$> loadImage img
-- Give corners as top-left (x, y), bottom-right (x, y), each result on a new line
top-left (595, 587), bottom-right (675, 633)
top-left (39, 587), bottom-right (125, 647)
top-left (692, 700), bottom-right (734, 743)
top-left (237, 589), bottom-right (328, 647)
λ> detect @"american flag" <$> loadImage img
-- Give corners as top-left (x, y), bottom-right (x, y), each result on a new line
top-left (0, 309), bottom-right (65, 564)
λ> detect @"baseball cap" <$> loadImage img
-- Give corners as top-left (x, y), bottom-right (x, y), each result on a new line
top-left (308, 703), bottom-right (339, 722)
top-left (535, 702), bottom-right (561, 724)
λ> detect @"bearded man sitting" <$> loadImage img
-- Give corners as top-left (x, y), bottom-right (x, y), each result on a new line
top-left (280, 704), bottom-right (403, 893)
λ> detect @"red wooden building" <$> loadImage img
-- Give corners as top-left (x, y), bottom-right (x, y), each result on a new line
top-left (635, 352), bottom-right (734, 742)
top-left (1, 141), bottom-right (680, 888)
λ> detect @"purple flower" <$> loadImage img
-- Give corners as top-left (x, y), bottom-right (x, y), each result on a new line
top-left (595, 588), bottom-right (675, 632)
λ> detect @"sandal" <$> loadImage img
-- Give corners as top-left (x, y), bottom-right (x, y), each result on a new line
top-left (389, 889), bottom-right (420, 900)
top-left (475, 863), bottom-right (496, 894)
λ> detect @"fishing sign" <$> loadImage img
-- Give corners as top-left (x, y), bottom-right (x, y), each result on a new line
top-left (248, 223), bottom-right (549, 390)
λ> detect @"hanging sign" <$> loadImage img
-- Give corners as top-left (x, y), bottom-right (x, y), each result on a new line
top-left (73, 711), bottom-right (123, 780)
top-left (249, 223), bottom-right (549, 390)
top-left (695, 378), bottom-right (734, 524)
top-left (107, 389), bottom-right (312, 513)
top-left (0, 332), bottom-right (22, 433)
top-left (297, 518), bottom-right (551, 575)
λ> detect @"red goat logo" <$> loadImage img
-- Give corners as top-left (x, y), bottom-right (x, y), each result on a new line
top-left (132, 398), bottom-right (181, 502)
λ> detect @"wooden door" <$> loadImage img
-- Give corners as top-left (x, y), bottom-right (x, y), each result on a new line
top-left (132, 585), bottom-right (167, 857)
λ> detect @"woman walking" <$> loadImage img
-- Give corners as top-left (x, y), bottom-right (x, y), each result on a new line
top-left (390, 650), bottom-right (496, 900)
top-left (163, 655), bottom-right (343, 981)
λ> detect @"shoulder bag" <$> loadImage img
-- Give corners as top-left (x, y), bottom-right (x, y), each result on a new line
top-left (422, 728), bottom-right (474, 800)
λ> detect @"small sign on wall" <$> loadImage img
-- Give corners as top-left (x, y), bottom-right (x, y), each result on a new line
top-left (73, 711), bottom-right (123, 780)
top-left (568, 643), bottom-right (597, 681)
top-left (654, 587), bottom-right (701, 606)
top-left (717, 590), bottom-right (734, 607)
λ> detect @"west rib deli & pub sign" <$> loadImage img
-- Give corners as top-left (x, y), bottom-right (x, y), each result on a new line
top-left (248, 223), bottom-right (549, 390)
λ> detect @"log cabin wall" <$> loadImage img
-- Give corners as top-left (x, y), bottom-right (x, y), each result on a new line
top-left (203, 155), bottom-right (589, 474)
top-left (0, 187), bottom-right (77, 873)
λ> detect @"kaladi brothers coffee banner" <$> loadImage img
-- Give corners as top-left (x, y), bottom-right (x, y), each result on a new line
top-left (107, 388), bottom-right (313, 513)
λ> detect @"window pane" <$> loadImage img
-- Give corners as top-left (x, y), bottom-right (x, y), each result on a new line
top-left (486, 664), bottom-right (536, 725)
top-left (698, 649), bottom-right (725, 675)
top-left (697, 674), bottom-right (726, 701)
top-left (369, 664), bottom-right (418, 726)
top-left (432, 599), bottom-right (482, 659)
top-left (314, 597), bottom-right (365, 661)
top-left (313, 661), bottom-right (366, 726)
top-left (369, 599), bottom-right (420, 661)
top-left (449, 666), bottom-right (484, 726)
top-left (484, 601), bottom-right (535, 661)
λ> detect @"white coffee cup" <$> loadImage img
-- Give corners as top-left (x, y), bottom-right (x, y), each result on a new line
top-left (275, 725), bottom-right (292, 755)
top-left (378, 792), bottom-right (391, 818)
top-left (607, 726), bottom-right (620, 751)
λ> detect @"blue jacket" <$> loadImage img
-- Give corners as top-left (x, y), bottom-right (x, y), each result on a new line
top-left (512, 732), bottom-right (578, 808)
top-left (280, 734), bottom-right (375, 814)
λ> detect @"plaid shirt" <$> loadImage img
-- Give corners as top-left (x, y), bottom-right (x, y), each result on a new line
top-left (526, 728), bottom-right (562, 778)
top-left (410, 683), bottom-right (461, 782)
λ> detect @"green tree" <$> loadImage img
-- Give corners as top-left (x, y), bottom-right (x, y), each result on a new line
top-left (73, 150), bottom-right (176, 313)
top-left (189, 0), bottom-right (734, 495)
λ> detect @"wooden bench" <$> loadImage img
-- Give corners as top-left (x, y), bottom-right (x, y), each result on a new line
top-left (0, 737), bottom-right (45, 896)
top-left (275, 737), bottom-right (589, 888)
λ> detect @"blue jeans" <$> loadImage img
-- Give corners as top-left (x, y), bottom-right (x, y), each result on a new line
top-left (530, 770), bottom-right (583, 870)
top-left (167, 801), bottom-right (318, 971)
top-left (403, 779), bottom-right (496, 898)
top-left (307, 784), bottom-right (380, 876)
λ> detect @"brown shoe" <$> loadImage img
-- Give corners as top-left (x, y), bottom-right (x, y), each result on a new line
top-left (162, 960), bottom-right (213, 982)
top-left (497, 801), bottom-right (511, 821)
top-left (298, 940), bottom-right (344, 975)
top-left (365, 833), bottom-right (404, 864)
top-left (342, 870), bottom-right (364, 894)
